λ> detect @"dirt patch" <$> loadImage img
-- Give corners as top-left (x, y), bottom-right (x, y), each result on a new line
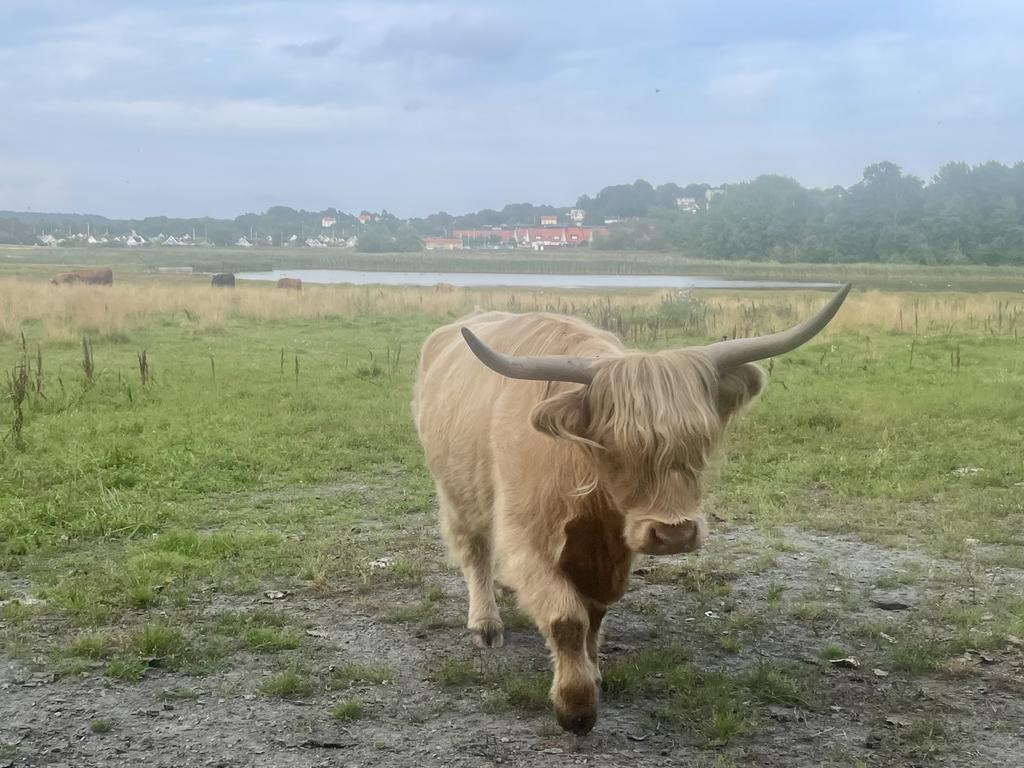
top-left (3, 512), bottom-right (1024, 767)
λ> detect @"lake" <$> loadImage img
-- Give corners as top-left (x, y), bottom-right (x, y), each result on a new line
top-left (235, 269), bottom-right (840, 290)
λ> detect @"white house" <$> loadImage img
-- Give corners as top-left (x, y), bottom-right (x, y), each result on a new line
top-left (675, 197), bottom-right (699, 213)
top-left (704, 188), bottom-right (725, 207)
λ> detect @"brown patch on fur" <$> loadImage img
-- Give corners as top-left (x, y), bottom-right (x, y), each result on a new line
top-left (550, 617), bottom-right (586, 650)
top-left (558, 510), bottom-right (632, 606)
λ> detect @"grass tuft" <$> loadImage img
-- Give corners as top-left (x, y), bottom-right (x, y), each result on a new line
top-left (330, 699), bottom-right (365, 721)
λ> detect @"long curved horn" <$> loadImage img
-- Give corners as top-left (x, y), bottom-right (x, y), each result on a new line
top-left (460, 327), bottom-right (595, 385)
top-left (700, 283), bottom-right (851, 369)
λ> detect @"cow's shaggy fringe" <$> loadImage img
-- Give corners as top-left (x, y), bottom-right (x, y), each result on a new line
top-left (588, 350), bottom-right (720, 499)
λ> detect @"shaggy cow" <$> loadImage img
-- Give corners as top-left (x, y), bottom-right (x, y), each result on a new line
top-left (211, 273), bottom-right (235, 288)
top-left (413, 285), bottom-right (850, 734)
top-left (49, 267), bottom-right (113, 285)
top-left (434, 282), bottom-right (457, 293)
top-left (276, 277), bottom-right (302, 291)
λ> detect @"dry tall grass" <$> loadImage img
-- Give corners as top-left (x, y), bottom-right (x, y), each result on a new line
top-left (2, 277), bottom-right (1022, 343)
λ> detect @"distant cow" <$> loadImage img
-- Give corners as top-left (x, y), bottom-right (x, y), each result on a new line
top-left (434, 282), bottom-right (457, 293)
top-left (49, 267), bottom-right (113, 286)
top-left (276, 277), bottom-right (302, 291)
top-left (211, 273), bottom-right (235, 288)
top-left (413, 285), bottom-right (851, 734)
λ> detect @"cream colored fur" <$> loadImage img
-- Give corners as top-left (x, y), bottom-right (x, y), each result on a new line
top-left (412, 310), bottom-right (764, 734)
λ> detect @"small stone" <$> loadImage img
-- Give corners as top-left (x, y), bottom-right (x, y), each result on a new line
top-left (870, 598), bottom-right (911, 611)
top-left (828, 657), bottom-right (860, 669)
top-left (952, 467), bottom-right (983, 477)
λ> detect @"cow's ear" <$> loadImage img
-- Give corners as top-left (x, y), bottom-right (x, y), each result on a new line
top-left (717, 363), bottom-right (766, 421)
top-left (531, 388), bottom-right (589, 442)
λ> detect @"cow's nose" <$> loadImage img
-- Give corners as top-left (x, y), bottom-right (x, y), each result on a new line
top-left (638, 518), bottom-right (706, 555)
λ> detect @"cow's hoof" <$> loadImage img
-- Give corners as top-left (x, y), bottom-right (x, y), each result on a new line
top-left (553, 682), bottom-right (598, 735)
top-left (470, 621), bottom-right (504, 648)
top-left (555, 706), bottom-right (597, 736)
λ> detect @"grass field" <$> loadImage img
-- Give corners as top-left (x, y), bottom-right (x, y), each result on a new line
top-left (2, 275), bottom-right (1024, 766)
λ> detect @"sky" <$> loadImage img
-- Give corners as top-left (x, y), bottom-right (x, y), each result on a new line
top-left (1, 0), bottom-right (1023, 219)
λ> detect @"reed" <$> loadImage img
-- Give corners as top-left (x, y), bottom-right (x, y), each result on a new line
top-left (1, 278), bottom-right (1021, 344)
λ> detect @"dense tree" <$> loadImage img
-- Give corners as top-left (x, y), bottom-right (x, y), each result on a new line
top-left (593, 162), bottom-right (1024, 265)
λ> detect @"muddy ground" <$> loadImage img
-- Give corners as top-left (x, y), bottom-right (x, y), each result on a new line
top-left (3, 507), bottom-right (1023, 768)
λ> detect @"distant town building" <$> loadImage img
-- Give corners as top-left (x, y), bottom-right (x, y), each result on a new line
top-left (569, 208), bottom-right (586, 223)
top-left (704, 188), bottom-right (725, 207)
top-left (423, 236), bottom-right (463, 251)
top-left (540, 215), bottom-right (558, 226)
top-left (235, 236), bottom-right (253, 247)
top-left (675, 197), bottom-right (699, 213)
top-left (357, 212), bottom-right (375, 224)
top-left (321, 215), bottom-right (336, 228)
top-left (452, 226), bottom-right (609, 248)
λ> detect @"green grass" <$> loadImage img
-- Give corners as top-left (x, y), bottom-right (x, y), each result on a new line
top-left (330, 699), bottom-right (365, 721)
top-left (243, 627), bottom-right (301, 652)
top-left (260, 666), bottom-right (314, 698)
top-left (89, 718), bottom-right (113, 733)
top-left (65, 632), bottom-right (119, 659)
top-left (7, 245), bottom-right (1024, 291)
top-left (818, 643), bottom-right (851, 661)
top-left (105, 658), bottom-right (147, 681)
top-left (1, 277), bottom-right (1023, 757)
top-left (433, 658), bottom-right (485, 687)
top-left (484, 672), bottom-right (550, 713)
top-left (327, 662), bottom-right (394, 688)
top-left (134, 623), bottom-right (190, 666)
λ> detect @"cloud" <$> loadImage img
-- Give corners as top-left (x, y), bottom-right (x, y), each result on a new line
top-left (0, 156), bottom-right (71, 212)
top-left (707, 69), bottom-right (782, 106)
top-left (2, 0), bottom-right (1023, 217)
top-left (279, 36), bottom-right (343, 58)
top-left (39, 98), bottom-right (390, 137)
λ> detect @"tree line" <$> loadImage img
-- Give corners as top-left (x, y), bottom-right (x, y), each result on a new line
top-left (3, 160), bottom-right (1023, 264)
top-left (590, 162), bottom-right (1024, 265)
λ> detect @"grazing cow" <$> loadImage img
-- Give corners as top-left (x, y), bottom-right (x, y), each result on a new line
top-left (434, 282), bottom-right (457, 293)
top-left (276, 277), bottom-right (302, 291)
top-left (413, 285), bottom-right (850, 734)
top-left (211, 273), bottom-right (235, 288)
top-left (49, 267), bottom-right (113, 285)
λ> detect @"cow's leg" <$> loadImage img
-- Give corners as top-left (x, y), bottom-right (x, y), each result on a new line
top-left (437, 486), bottom-right (503, 648)
top-left (516, 571), bottom-right (598, 735)
top-left (586, 604), bottom-right (606, 684)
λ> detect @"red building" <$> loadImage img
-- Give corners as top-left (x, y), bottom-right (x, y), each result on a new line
top-left (452, 226), bottom-right (609, 248)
